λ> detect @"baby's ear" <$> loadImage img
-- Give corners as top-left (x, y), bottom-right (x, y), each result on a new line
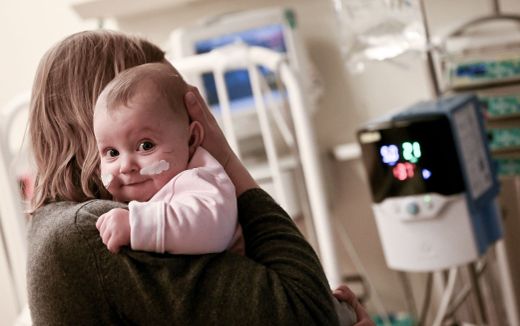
top-left (188, 121), bottom-right (204, 158)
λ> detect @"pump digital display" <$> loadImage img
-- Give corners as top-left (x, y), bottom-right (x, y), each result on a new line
top-left (358, 116), bottom-right (466, 203)
top-left (380, 141), bottom-right (430, 181)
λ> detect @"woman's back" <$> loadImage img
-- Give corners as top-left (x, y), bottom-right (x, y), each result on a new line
top-left (27, 190), bottom-right (340, 325)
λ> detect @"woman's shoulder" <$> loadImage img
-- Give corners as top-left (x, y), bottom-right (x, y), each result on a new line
top-left (27, 200), bottom-right (125, 256)
top-left (27, 199), bottom-right (126, 323)
top-left (29, 200), bottom-right (124, 233)
top-left (27, 199), bottom-right (126, 284)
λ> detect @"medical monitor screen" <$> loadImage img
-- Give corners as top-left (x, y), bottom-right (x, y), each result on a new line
top-left (195, 24), bottom-right (287, 111)
top-left (358, 116), bottom-right (466, 203)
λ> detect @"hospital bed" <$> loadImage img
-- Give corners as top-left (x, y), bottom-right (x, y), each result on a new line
top-left (0, 92), bottom-right (31, 325)
top-left (169, 43), bottom-right (343, 287)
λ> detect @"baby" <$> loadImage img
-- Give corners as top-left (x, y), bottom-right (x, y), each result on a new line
top-left (93, 62), bottom-right (241, 255)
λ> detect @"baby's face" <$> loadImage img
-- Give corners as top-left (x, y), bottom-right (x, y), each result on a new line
top-left (93, 90), bottom-right (190, 202)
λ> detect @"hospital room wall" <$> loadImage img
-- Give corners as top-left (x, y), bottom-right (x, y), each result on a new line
top-left (2, 0), bottom-right (520, 319)
top-left (0, 0), bottom-right (98, 111)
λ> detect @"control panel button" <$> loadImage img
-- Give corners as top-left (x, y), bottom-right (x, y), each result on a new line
top-left (423, 195), bottom-right (434, 209)
top-left (406, 202), bottom-right (420, 215)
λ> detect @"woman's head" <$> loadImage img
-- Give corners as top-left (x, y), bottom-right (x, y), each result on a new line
top-left (29, 30), bottom-right (165, 211)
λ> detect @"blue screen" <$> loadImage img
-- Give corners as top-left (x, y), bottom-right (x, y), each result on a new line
top-left (195, 24), bottom-right (287, 111)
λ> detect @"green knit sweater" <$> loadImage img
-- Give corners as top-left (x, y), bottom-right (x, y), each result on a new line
top-left (27, 188), bottom-right (341, 325)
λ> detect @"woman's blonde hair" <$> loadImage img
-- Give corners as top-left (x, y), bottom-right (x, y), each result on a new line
top-left (29, 30), bottom-right (165, 212)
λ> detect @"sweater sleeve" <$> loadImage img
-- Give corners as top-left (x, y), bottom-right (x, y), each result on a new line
top-left (230, 188), bottom-right (340, 325)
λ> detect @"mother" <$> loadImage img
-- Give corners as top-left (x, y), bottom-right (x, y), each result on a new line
top-left (27, 30), bottom-right (371, 325)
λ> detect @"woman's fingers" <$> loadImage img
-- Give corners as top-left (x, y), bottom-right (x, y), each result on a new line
top-left (185, 87), bottom-right (208, 121)
top-left (183, 85), bottom-right (257, 195)
top-left (332, 285), bottom-right (374, 326)
top-left (333, 284), bottom-right (356, 303)
top-left (185, 89), bottom-right (201, 118)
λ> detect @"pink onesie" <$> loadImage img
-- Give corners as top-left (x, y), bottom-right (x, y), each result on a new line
top-left (128, 147), bottom-right (240, 254)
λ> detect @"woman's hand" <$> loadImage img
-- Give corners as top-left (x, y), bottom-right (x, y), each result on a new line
top-left (333, 285), bottom-right (375, 326)
top-left (184, 86), bottom-right (257, 196)
top-left (184, 86), bottom-right (233, 168)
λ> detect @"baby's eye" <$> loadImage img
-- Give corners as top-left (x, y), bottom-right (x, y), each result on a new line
top-left (138, 141), bottom-right (155, 151)
top-left (105, 149), bottom-right (119, 157)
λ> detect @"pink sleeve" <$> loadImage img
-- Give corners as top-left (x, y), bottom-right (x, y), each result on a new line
top-left (128, 167), bottom-right (238, 254)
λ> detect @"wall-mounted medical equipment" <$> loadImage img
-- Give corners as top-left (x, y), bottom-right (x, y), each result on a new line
top-left (357, 94), bottom-right (502, 271)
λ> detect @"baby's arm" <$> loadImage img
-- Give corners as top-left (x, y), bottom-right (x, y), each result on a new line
top-left (96, 208), bottom-right (130, 253)
top-left (129, 167), bottom-right (238, 254)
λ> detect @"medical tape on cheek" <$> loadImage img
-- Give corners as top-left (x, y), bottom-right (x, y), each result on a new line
top-left (140, 160), bottom-right (170, 176)
top-left (101, 173), bottom-right (114, 189)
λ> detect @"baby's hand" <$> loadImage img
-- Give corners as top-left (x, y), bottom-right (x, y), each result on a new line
top-left (96, 208), bottom-right (130, 253)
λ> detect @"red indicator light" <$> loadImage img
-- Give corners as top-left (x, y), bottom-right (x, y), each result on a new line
top-left (393, 162), bottom-right (415, 181)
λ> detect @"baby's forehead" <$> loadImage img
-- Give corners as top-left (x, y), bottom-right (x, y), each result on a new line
top-left (115, 74), bottom-right (182, 103)
top-left (116, 64), bottom-right (185, 94)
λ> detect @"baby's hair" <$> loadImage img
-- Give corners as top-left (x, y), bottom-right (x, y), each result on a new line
top-left (29, 30), bottom-right (165, 212)
top-left (97, 62), bottom-right (189, 121)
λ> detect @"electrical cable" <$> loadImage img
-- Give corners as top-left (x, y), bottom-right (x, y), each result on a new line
top-left (418, 272), bottom-right (433, 326)
top-left (468, 262), bottom-right (487, 325)
top-left (443, 261), bottom-right (486, 320)
top-left (397, 271), bottom-right (418, 322)
top-left (432, 268), bottom-right (458, 326)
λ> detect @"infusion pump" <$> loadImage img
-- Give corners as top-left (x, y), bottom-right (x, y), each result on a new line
top-left (358, 94), bottom-right (502, 271)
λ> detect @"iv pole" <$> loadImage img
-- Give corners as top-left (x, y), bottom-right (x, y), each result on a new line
top-left (418, 0), bottom-right (441, 99)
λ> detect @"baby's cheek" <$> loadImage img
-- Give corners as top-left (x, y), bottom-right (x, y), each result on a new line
top-left (104, 176), bottom-right (123, 199)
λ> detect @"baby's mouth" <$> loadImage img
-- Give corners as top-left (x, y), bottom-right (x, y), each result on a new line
top-left (125, 181), bottom-right (143, 186)
top-left (123, 179), bottom-right (150, 186)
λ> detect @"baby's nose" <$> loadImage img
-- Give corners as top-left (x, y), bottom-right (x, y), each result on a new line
top-left (119, 154), bottom-right (138, 174)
